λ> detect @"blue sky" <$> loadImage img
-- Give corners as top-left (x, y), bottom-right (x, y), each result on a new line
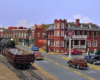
top-left (0, 0), bottom-right (100, 28)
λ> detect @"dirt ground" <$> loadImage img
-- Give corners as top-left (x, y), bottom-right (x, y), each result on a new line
top-left (0, 62), bottom-right (19, 80)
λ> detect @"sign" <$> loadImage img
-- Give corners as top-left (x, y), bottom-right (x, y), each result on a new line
top-left (66, 29), bottom-right (75, 38)
top-left (38, 40), bottom-right (47, 43)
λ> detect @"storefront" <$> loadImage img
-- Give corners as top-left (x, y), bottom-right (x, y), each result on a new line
top-left (19, 38), bottom-right (25, 45)
top-left (31, 38), bottom-right (35, 46)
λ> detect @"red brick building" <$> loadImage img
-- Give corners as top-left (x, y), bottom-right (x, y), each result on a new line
top-left (31, 27), bottom-right (46, 48)
top-left (46, 19), bottom-right (100, 53)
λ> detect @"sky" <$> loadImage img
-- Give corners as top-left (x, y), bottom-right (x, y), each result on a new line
top-left (0, 0), bottom-right (100, 28)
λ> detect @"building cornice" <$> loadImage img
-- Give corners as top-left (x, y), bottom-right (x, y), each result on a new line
top-left (12, 29), bottom-right (27, 31)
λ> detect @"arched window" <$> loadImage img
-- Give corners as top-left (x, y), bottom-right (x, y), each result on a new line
top-left (93, 41), bottom-right (98, 47)
top-left (86, 41), bottom-right (91, 47)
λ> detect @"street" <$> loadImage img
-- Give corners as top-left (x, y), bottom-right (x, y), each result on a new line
top-left (16, 45), bottom-right (100, 80)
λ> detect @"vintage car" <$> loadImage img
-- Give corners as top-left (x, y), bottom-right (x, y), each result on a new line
top-left (84, 55), bottom-right (100, 65)
top-left (31, 46), bottom-right (39, 51)
top-left (34, 51), bottom-right (44, 60)
top-left (67, 58), bottom-right (88, 69)
top-left (65, 49), bottom-right (82, 55)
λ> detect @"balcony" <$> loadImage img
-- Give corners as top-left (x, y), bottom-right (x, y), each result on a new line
top-left (72, 35), bottom-right (87, 39)
top-left (74, 45), bottom-right (86, 48)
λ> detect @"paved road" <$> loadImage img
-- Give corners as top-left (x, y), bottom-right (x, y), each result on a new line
top-left (16, 45), bottom-right (100, 80)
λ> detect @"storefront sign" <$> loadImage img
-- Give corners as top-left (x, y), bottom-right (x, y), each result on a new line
top-left (38, 40), bottom-right (47, 43)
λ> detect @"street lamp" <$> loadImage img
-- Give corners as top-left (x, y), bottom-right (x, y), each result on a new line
top-left (14, 33), bottom-right (18, 45)
top-left (43, 32), bottom-right (48, 53)
top-left (26, 33), bottom-right (29, 47)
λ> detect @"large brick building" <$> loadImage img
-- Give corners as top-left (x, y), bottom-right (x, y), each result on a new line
top-left (46, 19), bottom-right (100, 53)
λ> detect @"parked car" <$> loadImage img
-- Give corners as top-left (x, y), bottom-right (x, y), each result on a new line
top-left (67, 58), bottom-right (88, 69)
top-left (65, 49), bottom-right (82, 55)
top-left (31, 46), bottom-right (39, 51)
top-left (84, 55), bottom-right (100, 65)
top-left (34, 51), bottom-right (44, 60)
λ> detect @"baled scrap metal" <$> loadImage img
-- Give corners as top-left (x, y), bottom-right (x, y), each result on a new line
top-left (9, 49), bottom-right (24, 55)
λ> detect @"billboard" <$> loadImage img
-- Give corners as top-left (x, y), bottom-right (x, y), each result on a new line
top-left (38, 39), bottom-right (47, 43)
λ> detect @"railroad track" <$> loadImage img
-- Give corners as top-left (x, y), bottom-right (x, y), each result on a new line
top-left (0, 55), bottom-right (44, 80)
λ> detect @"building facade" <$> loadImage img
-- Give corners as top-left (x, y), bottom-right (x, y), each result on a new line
top-left (46, 19), bottom-right (100, 53)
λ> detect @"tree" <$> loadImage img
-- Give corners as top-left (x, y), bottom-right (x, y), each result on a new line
top-left (44, 25), bottom-right (49, 29)
top-left (34, 24), bottom-right (38, 28)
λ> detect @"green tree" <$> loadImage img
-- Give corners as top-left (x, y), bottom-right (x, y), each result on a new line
top-left (44, 25), bottom-right (49, 29)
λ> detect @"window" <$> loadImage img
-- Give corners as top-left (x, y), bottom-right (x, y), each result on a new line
top-left (54, 41), bottom-right (55, 47)
top-left (57, 23), bottom-right (59, 29)
top-left (51, 31), bottom-right (53, 36)
top-left (13, 33), bottom-right (15, 37)
top-left (32, 31), bottom-right (34, 37)
top-left (22, 33), bottom-right (23, 37)
top-left (87, 32), bottom-right (89, 37)
top-left (93, 41), bottom-right (98, 47)
top-left (82, 31), bottom-right (85, 35)
top-left (37, 32), bottom-right (40, 37)
top-left (57, 31), bottom-right (59, 36)
top-left (61, 41), bottom-right (64, 47)
top-left (56, 50), bottom-right (59, 53)
top-left (96, 32), bottom-right (99, 37)
top-left (19, 33), bottom-right (20, 37)
top-left (91, 32), bottom-right (94, 37)
top-left (77, 31), bottom-right (80, 35)
top-left (56, 41), bottom-right (59, 47)
top-left (24, 33), bottom-right (26, 37)
top-left (61, 50), bottom-right (64, 53)
top-left (48, 40), bottom-right (50, 45)
top-left (4, 34), bottom-right (5, 37)
top-left (48, 31), bottom-right (50, 36)
top-left (86, 41), bottom-right (91, 47)
top-left (11, 34), bottom-right (12, 37)
top-left (61, 31), bottom-right (64, 37)
top-left (61, 23), bottom-right (64, 29)
top-left (1, 33), bottom-right (3, 37)
top-left (51, 41), bottom-right (53, 47)
top-left (81, 25), bottom-right (83, 28)
top-left (68, 24), bottom-right (70, 27)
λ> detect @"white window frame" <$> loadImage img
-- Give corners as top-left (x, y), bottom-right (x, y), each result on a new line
top-left (61, 30), bottom-right (64, 37)
top-left (91, 32), bottom-right (94, 37)
top-left (54, 31), bottom-right (55, 36)
top-left (61, 41), bottom-right (64, 47)
top-left (1, 33), bottom-right (3, 37)
top-left (19, 33), bottom-right (20, 37)
top-left (48, 31), bottom-right (50, 36)
top-left (82, 31), bottom-right (85, 35)
top-left (38, 32), bottom-right (40, 37)
top-left (96, 32), bottom-right (99, 37)
top-left (57, 23), bottom-right (59, 29)
top-left (87, 32), bottom-right (89, 37)
top-left (11, 34), bottom-right (12, 37)
top-left (54, 23), bottom-right (56, 29)
top-left (22, 33), bottom-right (23, 37)
top-left (61, 23), bottom-right (64, 29)
top-left (51, 41), bottom-right (53, 47)
top-left (13, 33), bottom-right (15, 37)
top-left (57, 31), bottom-right (59, 36)
top-left (24, 33), bottom-right (26, 37)
top-left (86, 41), bottom-right (91, 47)
top-left (93, 41), bottom-right (98, 47)
top-left (48, 40), bottom-right (50, 45)
top-left (77, 31), bottom-right (80, 35)
top-left (51, 31), bottom-right (53, 36)
top-left (56, 41), bottom-right (59, 47)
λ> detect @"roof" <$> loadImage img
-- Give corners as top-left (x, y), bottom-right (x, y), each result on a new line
top-left (46, 22), bottom-right (100, 31)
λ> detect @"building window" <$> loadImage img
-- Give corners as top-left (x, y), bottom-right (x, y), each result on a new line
top-left (1, 33), bottom-right (3, 37)
top-left (37, 32), bottom-right (40, 37)
top-left (61, 50), bottom-right (64, 53)
top-left (11, 34), bottom-right (12, 37)
top-left (93, 41), bottom-right (98, 47)
top-left (96, 32), bottom-right (99, 37)
top-left (51, 41), bottom-right (53, 47)
top-left (19, 33), bottom-right (20, 37)
top-left (61, 23), bottom-right (64, 29)
top-left (61, 41), bottom-right (64, 47)
top-left (4, 34), bottom-right (5, 37)
top-left (48, 40), bottom-right (50, 45)
top-left (68, 24), bottom-right (70, 27)
top-left (77, 31), bottom-right (80, 35)
top-left (56, 41), bottom-right (59, 47)
top-left (86, 41), bottom-right (91, 47)
top-left (57, 23), bottom-right (59, 29)
top-left (91, 32), bottom-right (94, 37)
top-left (54, 41), bottom-right (55, 47)
top-left (82, 31), bottom-right (85, 35)
top-left (56, 50), bottom-right (59, 53)
top-left (57, 31), bottom-right (59, 36)
top-left (51, 31), bottom-right (53, 36)
top-left (61, 30), bottom-right (64, 37)
top-left (32, 31), bottom-right (34, 37)
top-left (22, 33), bottom-right (23, 37)
top-left (87, 32), bottom-right (89, 37)
top-left (13, 33), bottom-right (15, 37)
top-left (48, 31), bottom-right (50, 36)
top-left (24, 33), bottom-right (26, 37)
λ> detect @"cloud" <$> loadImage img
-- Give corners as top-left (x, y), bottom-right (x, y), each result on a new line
top-left (0, 24), bottom-right (4, 27)
top-left (15, 19), bottom-right (34, 28)
top-left (68, 14), bottom-right (93, 23)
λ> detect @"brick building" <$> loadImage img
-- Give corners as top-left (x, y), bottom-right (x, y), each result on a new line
top-left (46, 19), bottom-right (100, 53)
top-left (31, 27), bottom-right (46, 48)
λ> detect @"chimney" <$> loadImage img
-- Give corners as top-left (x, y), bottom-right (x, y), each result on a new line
top-left (88, 22), bottom-right (92, 24)
top-left (76, 19), bottom-right (80, 27)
